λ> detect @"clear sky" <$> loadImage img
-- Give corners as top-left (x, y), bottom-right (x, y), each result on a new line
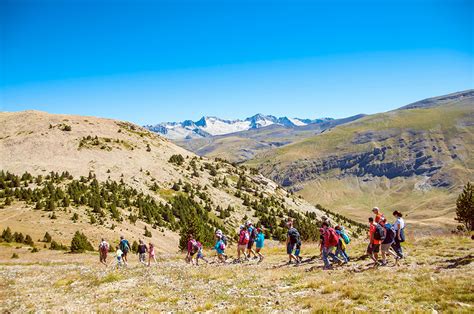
top-left (0, 0), bottom-right (472, 125)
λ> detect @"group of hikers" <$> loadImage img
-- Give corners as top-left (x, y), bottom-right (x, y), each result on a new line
top-left (99, 236), bottom-right (157, 268)
top-left (97, 207), bottom-right (405, 270)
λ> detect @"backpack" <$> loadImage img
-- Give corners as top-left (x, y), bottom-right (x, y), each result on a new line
top-left (327, 228), bottom-right (339, 247)
top-left (374, 224), bottom-right (386, 241)
top-left (99, 241), bottom-right (109, 253)
top-left (241, 230), bottom-right (250, 244)
top-left (190, 239), bottom-right (199, 253)
top-left (250, 227), bottom-right (257, 240)
top-left (120, 240), bottom-right (129, 252)
top-left (383, 224), bottom-right (395, 244)
top-left (341, 232), bottom-right (350, 245)
top-left (219, 240), bottom-right (226, 251)
top-left (220, 234), bottom-right (228, 246)
top-left (288, 228), bottom-right (300, 244)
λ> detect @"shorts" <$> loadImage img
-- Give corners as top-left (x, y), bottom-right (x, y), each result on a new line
top-left (247, 240), bottom-right (255, 249)
top-left (122, 250), bottom-right (128, 257)
top-left (381, 243), bottom-right (392, 253)
top-left (238, 244), bottom-right (247, 251)
top-left (139, 253), bottom-right (146, 262)
top-left (368, 243), bottom-right (380, 254)
top-left (287, 242), bottom-right (296, 255)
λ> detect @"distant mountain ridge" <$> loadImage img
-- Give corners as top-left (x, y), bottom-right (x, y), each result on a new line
top-left (145, 114), bottom-right (333, 140)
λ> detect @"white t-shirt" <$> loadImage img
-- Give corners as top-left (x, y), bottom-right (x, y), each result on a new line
top-left (393, 217), bottom-right (405, 231)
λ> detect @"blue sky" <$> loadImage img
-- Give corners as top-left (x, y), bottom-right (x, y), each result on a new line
top-left (0, 0), bottom-right (472, 125)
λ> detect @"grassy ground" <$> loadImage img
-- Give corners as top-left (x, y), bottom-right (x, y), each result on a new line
top-left (1, 235), bottom-right (472, 312)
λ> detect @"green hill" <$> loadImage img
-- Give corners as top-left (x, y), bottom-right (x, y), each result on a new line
top-left (248, 90), bottom-right (474, 231)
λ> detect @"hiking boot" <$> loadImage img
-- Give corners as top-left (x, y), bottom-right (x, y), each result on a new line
top-left (323, 265), bottom-right (333, 270)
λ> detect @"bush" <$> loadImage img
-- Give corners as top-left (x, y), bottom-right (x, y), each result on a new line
top-left (43, 232), bottom-right (52, 243)
top-left (11, 253), bottom-right (19, 259)
top-left (169, 154), bottom-right (185, 166)
top-left (1, 227), bottom-right (13, 243)
top-left (70, 231), bottom-right (94, 253)
top-left (144, 226), bottom-right (152, 237)
top-left (31, 247), bottom-right (39, 253)
top-left (50, 240), bottom-right (68, 251)
top-left (24, 235), bottom-right (34, 246)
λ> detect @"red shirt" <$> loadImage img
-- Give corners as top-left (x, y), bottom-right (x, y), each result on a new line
top-left (369, 224), bottom-right (381, 245)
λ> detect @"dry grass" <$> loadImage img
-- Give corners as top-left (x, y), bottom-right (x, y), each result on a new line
top-left (0, 235), bottom-right (472, 312)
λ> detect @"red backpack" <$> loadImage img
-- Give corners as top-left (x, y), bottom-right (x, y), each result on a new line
top-left (327, 228), bottom-right (339, 247)
top-left (240, 230), bottom-right (250, 245)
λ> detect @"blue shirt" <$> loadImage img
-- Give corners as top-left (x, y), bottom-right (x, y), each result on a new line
top-left (214, 239), bottom-right (225, 254)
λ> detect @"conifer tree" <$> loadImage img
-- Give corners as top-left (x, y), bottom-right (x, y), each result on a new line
top-left (456, 182), bottom-right (474, 231)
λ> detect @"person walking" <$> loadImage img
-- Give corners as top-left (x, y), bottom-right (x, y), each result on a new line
top-left (213, 233), bottom-right (226, 263)
top-left (186, 234), bottom-right (199, 265)
top-left (137, 239), bottom-right (148, 266)
top-left (148, 242), bottom-right (157, 266)
top-left (98, 238), bottom-right (109, 266)
top-left (246, 221), bottom-right (258, 259)
top-left (320, 222), bottom-right (342, 270)
top-left (255, 227), bottom-right (265, 262)
top-left (115, 245), bottom-right (123, 269)
top-left (392, 210), bottom-right (405, 259)
top-left (237, 225), bottom-right (250, 262)
top-left (286, 219), bottom-right (301, 264)
top-left (372, 207), bottom-right (385, 223)
top-left (119, 236), bottom-right (131, 266)
top-left (380, 219), bottom-right (399, 266)
top-left (367, 217), bottom-right (384, 265)
top-left (334, 226), bottom-right (349, 263)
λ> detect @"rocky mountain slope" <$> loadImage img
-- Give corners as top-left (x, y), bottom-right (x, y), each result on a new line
top-left (174, 114), bottom-right (365, 162)
top-left (0, 111), bottom-right (328, 251)
top-left (248, 90), bottom-right (474, 230)
top-left (145, 114), bottom-right (333, 140)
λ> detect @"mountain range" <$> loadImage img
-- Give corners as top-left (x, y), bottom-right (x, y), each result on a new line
top-left (145, 114), bottom-right (333, 140)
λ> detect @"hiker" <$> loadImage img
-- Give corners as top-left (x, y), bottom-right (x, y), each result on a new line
top-left (286, 219), bottom-right (301, 264)
top-left (367, 217), bottom-right (384, 265)
top-left (237, 225), bottom-right (250, 262)
top-left (246, 221), bottom-right (258, 259)
top-left (215, 230), bottom-right (228, 260)
top-left (186, 234), bottom-right (199, 265)
top-left (380, 219), bottom-right (399, 266)
top-left (148, 242), bottom-right (157, 266)
top-left (334, 225), bottom-right (349, 263)
top-left (372, 207), bottom-right (385, 223)
top-left (392, 210), bottom-right (405, 259)
top-left (196, 240), bottom-right (209, 265)
top-left (115, 245), bottom-right (123, 268)
top-left (212, 233), bottom-right (226, 263)
top-left (255, 227), bottom-right (265, 262)
top-left (119, 236), bottom-right (131, 265)
top-left (98, 238), bottom-right (109, 266)
top-left (137, 239), bottom-right (148, 266)
top-left (320, 222), bottom-right (342, 270)
top-left (321, 215), bottom-right (332, 227)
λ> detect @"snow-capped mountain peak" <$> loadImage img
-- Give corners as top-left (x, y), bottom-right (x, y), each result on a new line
top-left (144, 114), bottom-right (332, 140)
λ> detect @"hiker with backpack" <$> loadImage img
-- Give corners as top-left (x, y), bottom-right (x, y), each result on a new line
top-left (246, 221), bottom-right (258, 259)
top-left (237, 225), bottom-right (250, 262)
top-left (119, 236), bottom-right (131, 266)
top-left (99, 238), bottom-right (109, 266)
top-left (137, 239), bottom-right (148, 266)
top-left (255, 227), bottom-right (265, 262)
top-left (380, 219), bottom-right (399, 266)
top-left (186, 234), bottom-right (200, 265)
top-left (320, 222), bottom-right (342, 270)
top-left (334, 225), bottom-right (350, 263)
top-left (196, 241), bottom-right (209, 265)
top-left (212, 233), bottom-right (226, 263)
top-left (392, 210), bottom-right (405, 259)
top-left (148, 242), bottom-right (157, 266)
top-left (215, 230), bottom-right (228, 260)
top-left (286, 218), bottom-right (301, 264)
top-left (367, 217), bottom-right (384, 265)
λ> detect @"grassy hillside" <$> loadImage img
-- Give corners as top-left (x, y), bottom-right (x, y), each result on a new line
top-left (0, 110), bottom-right (330, 252)
top-left (1, 235), bottom-right (472, 312)
top-left (248, 90), bottom-right (474, 230)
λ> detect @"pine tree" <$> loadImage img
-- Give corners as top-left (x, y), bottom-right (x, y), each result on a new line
top-left (43, 232), bottom-right (52, 243)
top-left (24, 235), bottom-right (34, 246)
top-left (456, 182), bottom-right (474, 231)
top-left (1, 227), bottom-right (13, 242)
top-left (70, 231), bottom-right (93, 253)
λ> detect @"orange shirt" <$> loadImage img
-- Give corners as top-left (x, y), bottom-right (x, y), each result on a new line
top-left (369, 224), bottom-right (381, 245)
top-left (375, 212), bottom-right (384, 223)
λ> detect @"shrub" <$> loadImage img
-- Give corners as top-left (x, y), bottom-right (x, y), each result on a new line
top-left (144, 226), bottom-right (152, 237)
top-left (11, 253), bottom-right (19, 259)
top-left (24, 235), bottom-right (34, 246)
top-left (43, 232), bottom-right (52, 243)
top-left (70, 231), bottom-right (94, 253)
top-left (1, 227), bottom-right (13, 243)
top-left (169, 154), bottom-right (185, 166)
top-left (50, 240), bottom-right (68, 251)
top-left (131, 240), bottom-right (138, 253)
top-left (31, 247), bottom-right (39, 253)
